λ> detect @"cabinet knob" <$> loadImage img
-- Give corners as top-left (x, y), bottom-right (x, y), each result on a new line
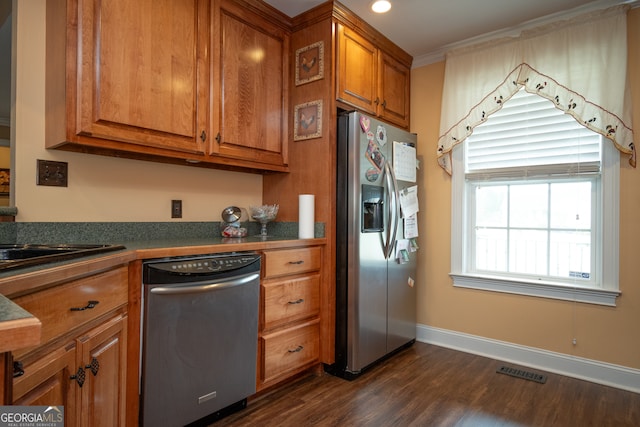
top-left (288, 298), bottom-right (304, 305)
top-left (215, 132), bottom-right (221, 143)
top-left (288, 260), bottom-right (304, 265)
top-left (287, 345), bottom-right (304, 353)
top-left (374, 97), bottom-right (380, 106)
top-left (200, 130), bottom-right (206, 142)
top-left (85, 357), bottom-right (100, 376)
top-left (70, 367), bottom-right (86, 387)
top-left (382, 100), bottom-right (387, 108)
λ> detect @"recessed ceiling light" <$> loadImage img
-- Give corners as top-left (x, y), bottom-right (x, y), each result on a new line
top-left (371, 0), bottom-right (391, 14)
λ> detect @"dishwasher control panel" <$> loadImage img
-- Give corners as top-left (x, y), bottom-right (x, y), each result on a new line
top-left (143, 252), bottom-right (261, 283)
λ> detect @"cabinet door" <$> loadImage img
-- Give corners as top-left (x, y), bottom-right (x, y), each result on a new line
top-left (211, 0), bottom-right (289, 167)
top-left (76, 0), bottom-right (208, 154)
top-left (13, 344), bottom-right (78, 427)
top-left (378, 52), bottom-right (411, 128)
top-left (77, 315), bottom-right (127, 427)
top-left (336, 24), bottom-right (378, 115)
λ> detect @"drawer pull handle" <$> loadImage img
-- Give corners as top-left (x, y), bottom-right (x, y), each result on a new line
top-left (288, 260), bottom-right (304, 265)
top-left (86, 357), bottom-right (100, 376)
top-left (13, 360), bottom-right (24, 378)
top-left (70, 300), bottom-right (100, 311)
top-left (70, 367), bottom-right (86, 387)
top-left (288, 298), bottom-right (304, 305)
top-left (288, 345), bottom-right (304, 353)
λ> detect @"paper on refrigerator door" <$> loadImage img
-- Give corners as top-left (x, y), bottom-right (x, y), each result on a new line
top-left (404, 213), bottom-right (419, 239)
top-left (393, 141), bottom-right (416, 182)
top-left (399, 185), bottom-right (419, 218)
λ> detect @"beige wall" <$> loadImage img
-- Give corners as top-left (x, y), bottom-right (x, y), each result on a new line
top-left (13, 0), bottom-right (262, 222)
top-left (410, 8), bottom-right (640, 370)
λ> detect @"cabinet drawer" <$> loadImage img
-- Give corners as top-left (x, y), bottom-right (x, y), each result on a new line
top-left (13, 342), bottom-right (77, 404)
top-left (263, 247), bottom-right (321, 278)
top-left (263, 274), bottom-right (320, 330)
top-left (261, 320), bottom-right (319, 383)
top-left (12, 267), bottom-right (128, 357)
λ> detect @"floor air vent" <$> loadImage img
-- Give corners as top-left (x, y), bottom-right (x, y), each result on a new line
top-left (496, 365), bottom-right (547, 384)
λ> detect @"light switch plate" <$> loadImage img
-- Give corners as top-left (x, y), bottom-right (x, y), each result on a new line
top-left (37, 160), bottom-right (68, 187)
top-left (172, 200), bottom-right (182, 218)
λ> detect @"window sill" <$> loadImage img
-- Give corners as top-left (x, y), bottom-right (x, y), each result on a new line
top-left (451, 273), bottom-right (619, 306)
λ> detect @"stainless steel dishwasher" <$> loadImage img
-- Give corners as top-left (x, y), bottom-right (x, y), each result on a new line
top-left (140, 252), bottom-right (260, 427)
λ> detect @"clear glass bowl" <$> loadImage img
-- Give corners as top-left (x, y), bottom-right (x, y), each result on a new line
top-left (249, 204), bottom-right (279, 237)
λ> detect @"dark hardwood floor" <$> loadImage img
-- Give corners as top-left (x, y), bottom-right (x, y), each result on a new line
top-left (213, 342), bottom-right (640, 427)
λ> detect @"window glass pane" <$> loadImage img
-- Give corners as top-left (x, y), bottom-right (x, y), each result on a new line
top-left (550, 181), bottom-right (591, 229)
top-left (509, 184), bottom-right (548, 228)
top-left (549, 230), bottom-right (591, 279)
top-left (475, 185), bottom-right (507, 227)
top-left (509, 229), bottom-right (548, 275)
top-left (475, 228), bottom-right (507, 271)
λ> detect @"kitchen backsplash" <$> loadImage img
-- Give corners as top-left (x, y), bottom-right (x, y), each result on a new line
top-left (0, 222), bottom-right (324, 244)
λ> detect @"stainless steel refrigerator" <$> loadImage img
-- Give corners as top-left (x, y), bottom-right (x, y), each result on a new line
top-left (329, 111), bottom-right (418, 379)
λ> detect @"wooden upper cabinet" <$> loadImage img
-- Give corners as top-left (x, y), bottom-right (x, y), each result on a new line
top-left (75, 0), bottom-right (208, 154)
top-left (46, 0), bottom-right (289, 172)
top-left (336, 23), bottom-right (411, 129)
top-left (378, 52), bottom-right (411, 128)
top-left (336, 24), bottom-right (378, 115)
top-left (211, 0), bottom-right (289, 167)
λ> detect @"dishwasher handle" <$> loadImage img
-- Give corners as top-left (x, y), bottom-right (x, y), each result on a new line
top-left (149, 272), bottom-right (259, 295)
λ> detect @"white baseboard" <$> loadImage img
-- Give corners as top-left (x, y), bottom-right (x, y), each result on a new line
top-left (417, 324), bottom-right (640, 394)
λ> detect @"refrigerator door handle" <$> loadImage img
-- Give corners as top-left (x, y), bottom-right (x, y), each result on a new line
top-left (383, 161), bottom-right (400, 260)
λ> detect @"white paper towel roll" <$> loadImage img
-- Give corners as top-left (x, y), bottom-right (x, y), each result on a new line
top-left (298, 194), bottom-right (315, 239)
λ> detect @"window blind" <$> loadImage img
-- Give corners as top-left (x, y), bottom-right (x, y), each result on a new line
top-left (465, 89), bottom-right (601, 179)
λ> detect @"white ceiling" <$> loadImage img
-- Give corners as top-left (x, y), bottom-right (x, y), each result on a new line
top-left (263, 0), bottom-right (636, 67)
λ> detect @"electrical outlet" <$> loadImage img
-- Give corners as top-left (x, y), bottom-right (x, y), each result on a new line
top-left (37, 160), bottom-right (68, 187)
top-left (171, 200), bottom-right (182, 218)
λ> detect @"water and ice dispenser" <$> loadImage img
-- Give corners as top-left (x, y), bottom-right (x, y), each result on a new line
top-left (361, 184), bottom-right (384, 232)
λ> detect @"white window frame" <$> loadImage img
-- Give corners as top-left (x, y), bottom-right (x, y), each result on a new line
top-left (450, 135), bottom-right (620, 307)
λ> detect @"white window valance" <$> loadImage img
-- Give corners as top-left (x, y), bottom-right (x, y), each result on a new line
top-left (437, 5), bottom-right (635, 174)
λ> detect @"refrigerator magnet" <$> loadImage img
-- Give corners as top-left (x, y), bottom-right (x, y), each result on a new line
top-left (360, 115), bottom-right (371, 133)
top-left (365, 168), bottom-right (380, 182)
top-left (366, 140), bottom-right (385, 172)
top-left (376, 125), bottom-right (387, 146)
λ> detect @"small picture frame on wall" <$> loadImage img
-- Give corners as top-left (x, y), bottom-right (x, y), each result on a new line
top-left (294, 100), bottom-right (323, 141)
top-left (0, 169), bottom-right (9, 196)
top-left (295, 41), bottom-right (324, 86)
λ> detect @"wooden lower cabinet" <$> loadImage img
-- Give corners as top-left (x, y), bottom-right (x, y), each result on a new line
top-left (260, 320), bottom-right (320, 385)
top-left (258, 246), bottom-right (322, 390)
top-left (11, 266), bottom-right (129, 427)
top-left (78, 314), bottom-right (127, 427)
top-left (12, 344), bottom-right (77, 420)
